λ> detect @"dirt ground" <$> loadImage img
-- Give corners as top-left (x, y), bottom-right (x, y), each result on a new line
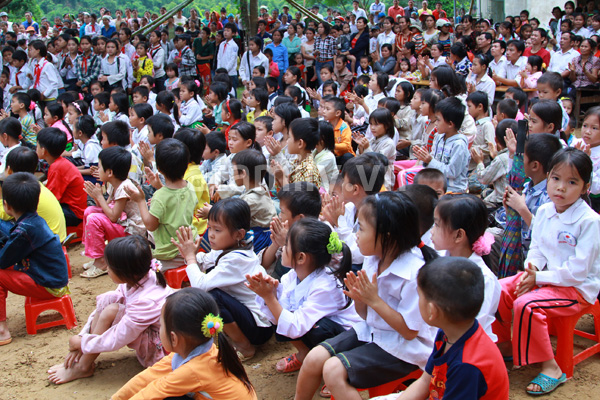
top-left (1, 244), bottom-right (600, 400)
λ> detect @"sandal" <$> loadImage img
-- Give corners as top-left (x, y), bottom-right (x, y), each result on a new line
top-left (526, 373), bottom-right (567, 395)
top-left (0, 337), bottom-right (12, 346)
top-left (236, 350), bottom-right (254, 362)
top-left (80, 265), bottom-right (108, 278)
top-left (319, 384), bottom-right (331, 398)
top-left (82, 260), bottom-right (94, 270)
top-left (276, 353), bottom-right (302, 373)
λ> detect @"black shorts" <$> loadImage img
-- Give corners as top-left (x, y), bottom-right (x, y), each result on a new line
top-left (275, 317), bottom-right (347, 349)
top-left (320, 328), bottom-right (419, 389)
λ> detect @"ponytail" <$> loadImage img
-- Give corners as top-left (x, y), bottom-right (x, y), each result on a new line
top-left (217, 332), bottom-right (254, 392)
top-left (418, 242), bottom-right (439, 263)
top-left (330, 243), bottom-right (353, 308)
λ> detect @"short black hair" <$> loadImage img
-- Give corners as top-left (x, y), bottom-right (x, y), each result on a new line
top-left (537, 71), bottom-right (564, 93)
top-left (155, 138), bottom-right (189, 181)
top-left (266, 76), bottom-right (279, 91)
top-left (146, 113), bottom-right (174, 139)
top-left (495, 119), bottom-right (516, 149)
top-left (254, 116), bottom-right (273, 132)
top-left (223, 22), bottom-right (238, 33)
top-left (205, 132), bottom-right (227, 154)
top-left (251, 87), bottom-right (269, 110)
top-left (466, 90), bottom-right (489, 110)
top-left (505, 86), bottom-right (528, 109)
top-left (12, 49), bottom-right (27, 63)
top-left (2, 172), bottom-right (40, 213)
top-left (232, 149), bottom-right (267, 182)
top-left (94, 91), bottom-right (111, 108)
top-left (496, 98), bottom-right (518, 119)
top-left (101, 120), bottom-right (130, 146)
top-left (289, 118), bottom-right (319, 151)
top-left (414, 168), bottom-right (447, 192)
top-left (273, 103), bottom-right (301, 129)
top-left (37, 127), bottom-right (67, 158)
top-left (0, 117), bottom-right (22, 141)
top-left (341, 153), bottom-right (388, 195)
top-left (277, 182), bottom-right (322, 218)
top-left (524, 133), bottom-right (562, 174)
top-left (111, 92), bottom-right (129, 114)
top-left (418, 256), bottom-right (484, 323)
top-left (132, 85), bottom-right (150, 99)
top-left (398, 184), bottom-right (439, 235)
top-left (132, 103), bottom-right (154, 121)
top-left (323, 96), bottom-right (346, 120)
top-left (174, 127), bottom-right (206, 164)
top-left (6, 146), bottom-right (38, 173)
top-left (98, 146), bottom-right (131, 181)
top-left (435, 97), bottom-right (465, 129)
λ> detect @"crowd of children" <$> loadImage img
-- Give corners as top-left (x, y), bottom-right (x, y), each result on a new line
top-left (1, 2), bottom-right (600, 399)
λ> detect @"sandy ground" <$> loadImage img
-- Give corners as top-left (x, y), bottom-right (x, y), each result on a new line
top-left (1, 244), bottom-right (600, 400)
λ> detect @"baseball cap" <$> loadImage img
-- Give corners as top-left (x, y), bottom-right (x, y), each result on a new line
top-left (0, 12), bottom-right (8, 17)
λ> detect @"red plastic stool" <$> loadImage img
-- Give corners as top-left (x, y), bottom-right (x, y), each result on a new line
top-left (66, 223), bottom-right (83, 245)
top-left (331, 368), bottom-right (423, 399)
top-left (62, 246), bottom-right (72, 279)
top-left (25, 295), bottom-right (77, 335)
top-left (163, 266), bottom-right (189, 289)
top-left (548, 299), bottom-right (600, 378)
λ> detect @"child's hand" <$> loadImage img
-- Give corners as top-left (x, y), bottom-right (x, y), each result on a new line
top-left (144, 167), bottom-right (162, 189)
top-left (197, 202), bottom-right (212, 219)
top-left (30, 124), bottom-right (41, 134)
top-left (139, 141), bottom-right (154, 163)
top-left (265, 136), bottom-right (282, 156)
top-left (245, 272), bottom-right (278, 299)
top-left (171, 226), bottom-right (201, 264)
top-left (519, 69), bottom-right (528, 78)
top-left (99, 110), bottom-right (109, 122)
top-left (83, 181), bottom-right (103, 201)
top-left (504, 186), bottom-right (526, 214)
top-left (488, 141), bottom-right (498, 159)
top-left (123, 180), bottom-right (146, 203)
top-left (64, 335), bottom-right (83, 368)
top-left (209, 184), bottom-right (217, 200)
top-left (515, 263), bottom-right (538, 297)
top-left (505, 128), bottom-right (517, 157)
top-left (470, 147), bottom-right (484, 165)
top-left (322, 194), bottom-right (345, 227)
top-left (203, 108), bottom-right (214, 119)
top-left (198, 124), bottom-right (211, 134)
top-left (270, 159), bottom-right (285, 186)
top-left (575, 141), bottom-right (592, 156)
top-left (352, 132), bottom-right (369, 153)
top-left (270, 216), bottom-right (289, 247)
top-left (396, 139), bottom-right (411, 150)
top-left (90, 165), bottom-right (100, 179)
top-left (412, 145), bottom-right (432, 164)
top-left (343, 270), bottom-right (380, 306)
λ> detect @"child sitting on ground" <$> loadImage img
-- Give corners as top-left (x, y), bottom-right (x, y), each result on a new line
top-left (81, 147), bottom-right (145, 278)
top-left (0, 173), bottom-right (69, 346)
top-left (73, 115), bottom-right (102, 183)
top-left (413, 168), bottom-right (447, 197)
top-left (200, 132), bottom-right (227, 185)
top-left (36, 127), bottom-right (87, 227)
top-left (48, 236), bottom-right (173, 384)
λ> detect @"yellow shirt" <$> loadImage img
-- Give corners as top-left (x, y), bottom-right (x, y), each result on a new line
top-left (184, 163), bottom-right (210, 234)
top-left (0, 183), bottom-right (67, 242)
top-left (246, 109), bottom-right (268, 124)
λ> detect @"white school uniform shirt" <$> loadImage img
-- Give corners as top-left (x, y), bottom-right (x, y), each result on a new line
top-left (100, 54), bottom-right (128, 89)
top-left (489, 55), bottom-right (508, 79)
top-left (187, 248), bottom-right (271, 327)
top-left (589, 145), bottom-right (600, 196)
top-left (377, 30), bottom-right (396, 57)
top-left (179, 98), bottom-right (205, 127)
top-left (364, 92), bottom-right (386, 116)
top-left (505, 56), bottom-right (528, 81)
top-left (335, 203), bottom-right (363, 265)
top-left (217, 39), bottom-right (239, 76)
top-left (258, 267), bottom-right (362, 339)
top-left (10, 65), bottom-right (32, 90)
top-left (80, 136), bottom-right (102, 167)
top-left (31, 58), bottom-right (60, 100)
top-left (200, 153), bottom-right (227, 185)
top-left (526, 199), bottom-right (600, 305)
top-left (209, 152), bottom-right (234, 186)
top-left (354, 249), bottom-right (437, 368)
top-left (468, 253), bottom-right (501, 342)
top-left (149, 45), bottom-right (165, 79)
top-left (0, 144), bottom-right (21, 176)
top-left (122, 43), bottom-right (136, 61)
top-left (239, 51), bottom-right (269, 83)
top-left (59, 53), bottom-right (78, 81)
top-left (466, 73), bottom-right (496, 110)
top-left (84, 23), bottom-right (101, 37)
top-left (114, 112), bottom-right (130, 128)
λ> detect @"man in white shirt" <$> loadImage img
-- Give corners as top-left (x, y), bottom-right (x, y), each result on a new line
top-left (239, 37), bottom-right (269, 86)
top-left (174, 10), bottom-right (187, 27)
top-left (0, 12), bottom-right (12, 32)
top-left (489, 40), bottom-right (508, 79)
top-left (84, 14), bottom-right (101, 37)
top-left (217, 23), bottom-right (240, 96)
top-left (351, 1), bottom-right (368, 20)
top-left (370, 0), bottom-right (386, 24)
top-left (548, 32), bottom-right (579, 79)
top-left (493, 40), bottom-right (526, 86)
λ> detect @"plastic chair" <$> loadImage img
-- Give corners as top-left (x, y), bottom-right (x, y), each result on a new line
top-left (331, 368), bottom-right (423, 399)
top-left (66, 223), bottom-right (83, 245)
top-left (548, 299), bottom-right (600, 378)
top-left (62, 246), bottom-right (72, 279)
top-left (25, 295), bottom-right (77, 335)
top-left (163, 266), bottom-right (189, 289)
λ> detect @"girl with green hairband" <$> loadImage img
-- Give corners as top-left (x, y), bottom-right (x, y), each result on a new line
top-left (246, 218), bottom-right (361, 375)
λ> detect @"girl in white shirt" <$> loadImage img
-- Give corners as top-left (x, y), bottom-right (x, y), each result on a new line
top-left (495, 148), bottom-right (600, 395)
top-left (295, 191), bottom-right (438, 400)
top-left (173, 198), bottom-right (273, 362)
top-left (466, 54), bottom-right (496, 109)
top-left (177, 80), bottom-right (206, 129)
top-left (430, 194), bottom-right (501, 341)
top-left (99, 39), bottom-right (127, 91)
top-left (28, 41), bottom-right (60, 102)
top-left (248, 219), bottom-right (362, 374)
top-left (313, 120), bottom-right (339, 191)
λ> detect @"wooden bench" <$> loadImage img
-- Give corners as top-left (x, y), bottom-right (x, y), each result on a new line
top-left (574, 88), bottom-right (600, 120)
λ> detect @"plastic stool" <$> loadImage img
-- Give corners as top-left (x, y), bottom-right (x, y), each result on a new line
top-left (331, 368), bottom-right (423, 399)
top-left (25, 295), bottom-right (77, 335)
top-left (548, 299), bottom-right (600, 378)
top-left (163, 266), bottom-right (189, 289)
top-left (62, 246), bottom-right (72, 279)
top-left (66, 223), bottom-right (83, 245)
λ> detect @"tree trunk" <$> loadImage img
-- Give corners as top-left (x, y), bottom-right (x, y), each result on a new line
top-left (240, 0), bottom-right (249, 33)
top-left (249, 0), bottom-right (258, 38)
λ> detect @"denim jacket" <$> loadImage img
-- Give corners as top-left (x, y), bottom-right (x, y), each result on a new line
top-left (0, 212), bottom-right (68, 289)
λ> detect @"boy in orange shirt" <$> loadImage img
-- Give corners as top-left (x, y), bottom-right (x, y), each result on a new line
top-left (321, 96), bottom-right (354, 166)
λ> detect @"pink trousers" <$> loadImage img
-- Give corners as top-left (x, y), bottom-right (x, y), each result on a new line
top-left (82, 206), bottom-right (127, 259)
top-left (492, 272), bottom-right (590, 366)
top-left (0, 268), bottom-right (55, 320)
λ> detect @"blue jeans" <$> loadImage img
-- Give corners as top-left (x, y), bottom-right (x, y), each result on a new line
top-left (229, 74), bottom-right (239, 98)
top-left (0, 219), bottom-right (14, 236)
top-left (315, 60), bottom-right (334, 86)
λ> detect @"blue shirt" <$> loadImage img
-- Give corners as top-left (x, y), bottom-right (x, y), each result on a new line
top-left (79, 23), bottom-right (87, 38)
top-left (0, 212), bottom-right (68, 289)
top-left (23, 20), bottom-right (39, 34)
top-left (265, 42), bottom-right (289, 73)
top-left (101, 25), bottom-right (116, 38)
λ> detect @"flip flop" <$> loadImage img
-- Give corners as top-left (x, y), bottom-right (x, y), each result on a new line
top-left (0, 337), bottom-right (12, 346)
top-left (80, 265), bottom-right (108, 278)
top-left (276, 353), bottom-right (302, 373)
top-left (319, 384), bottom-right (331, 398)
top-left (526, 372), bottom-right (567, 395)
top-left (82, 260), bottom-right (94, 270)
top-left (236, 350), bottom-right (254, 362)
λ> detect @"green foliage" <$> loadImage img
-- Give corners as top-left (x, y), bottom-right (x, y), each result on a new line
top-left (5, 0), bottom-right (43, 22)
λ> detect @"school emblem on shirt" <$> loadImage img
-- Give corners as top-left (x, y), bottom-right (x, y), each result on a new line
top-left (557, 231), bottom-right (577, 247)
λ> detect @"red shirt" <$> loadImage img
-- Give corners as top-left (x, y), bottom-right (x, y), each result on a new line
top-left (45, 157), bottom-right (87, 219)
top-left (388, 6), bottom-right (404, 20)
top-left (523, 47), bottom-right (551, 67)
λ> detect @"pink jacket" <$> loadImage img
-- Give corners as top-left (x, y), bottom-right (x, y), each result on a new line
top-left (80, 271), bottom-right (173, 367)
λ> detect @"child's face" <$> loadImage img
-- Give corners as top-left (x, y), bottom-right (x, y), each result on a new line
top-left (286, 130), bottom-right (302, 154)
top-left (582, 114), bottom-right (600, 147)
top-left (10, 97), bottom-right (23, 114)
top-left (0, 73), bottom-right (7, 87)
top-left (97, 159), bottom-right (110, 182)
top-left (254, 121), bottom-right (271, 145)
top-left (228, 129), bottom-right (252, 154)
top-left (294, 53), bottom-right (303, 65)
top-left (547, 162), bottom-right (588, 213)
top-left (528, 109), bottom-right (551, 134)
top-left (140, 79), bottom-right (152, 90)
top-left (248, 80), bottom-right (257, 90)
top-left (526, 63), bottom-right (534, 74)
top-left (167, 68), bottom-right (176, 78)
top-left (207, 217), bottom-right (241, 250)
top-left (536, 82), bottom-right (560, 101)
top-left (129, 108), bottom-right (141, 128)
top-left (67, 105), bottom-right (79, 126)
top-left (562, 100), bottom-right (573, 116)
top-left (101, 131), bottom-right (111, 148)
top-left (43, 108), bottom-right (54, 125)
top-left (179, 85), bottom-right (193, 101)
top-left (148, 125), bottom-right (160, 145)
top-left (273, 114), bottom-right (285, 133)
top-left (232, 162), bottom-right (247, 187)
top-left (419, 100), bottom-right (430, 116)
top-left (35, 143), bottom-right (45, 160)
top-left (323, 86), bottom-right (335, 97)
top-left (356, 206), bottom-right (378, 256)
top-left (252, 68), bottom-right (262, 78)
top-left (132, 92), bottom-right (146, 104)
top-left (320, 101), bottom-right (339, 122)
top-left (430, 208), bottom-right (454, 251)
top-left (109, 97), bottom-right (118, 112)
top-left (360, 58), bottom-right (369, 69)
top-left (395, 85), bottom-right (405, 102)
top-left (471, 59), bottom-right (484, 75)
top-left (400, 61), bottom-right (410, 72)
top-left (410, 92), bottom-right (422, 111)
top-left (434, 111), bottom-right (453, 134)
top-left (320, 69), bottom-right (333, 82)
top-left (370, 121), bottom-right (387, 138)
top-left (90, 84), bottom-right (102, 96)
top-left (467, 101), bottom-right (482, 119)
top-left (207, 90), bottom-right (218, 104)
top-left (283, 70), bottom-right (295, 85)
top-left (202, 145), bottom-right (217, 160)
top-left (136, 45), bottom-right (146, 57)
top-left (247, 94), bottom-right (259, 109)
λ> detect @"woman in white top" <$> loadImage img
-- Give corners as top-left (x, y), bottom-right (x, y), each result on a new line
top-left (99, 39), bottom-right (128, 90)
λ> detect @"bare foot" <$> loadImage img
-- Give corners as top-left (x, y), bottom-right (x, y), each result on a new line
top-left (93, 258), bottom-right (107, 271)
top-left (234, 344), bottom-right (255, 360)
top-left (526, 363), bottom-right (563, 393)
top-left (47, 362), bottom-right (94, 384)
top-left (0, 322), bottom-right (11, 342)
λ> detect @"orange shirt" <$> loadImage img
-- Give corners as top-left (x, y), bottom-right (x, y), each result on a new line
top-left (332, 117), bottom-right (355, 157)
